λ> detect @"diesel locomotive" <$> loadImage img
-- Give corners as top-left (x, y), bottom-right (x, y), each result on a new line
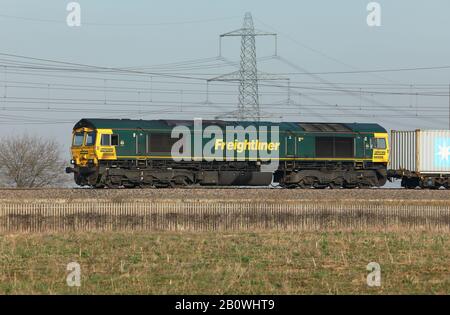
top-left (66, 118), bottom-right (389, 188)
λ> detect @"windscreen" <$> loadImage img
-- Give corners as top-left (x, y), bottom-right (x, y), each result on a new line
top-left (372, 138), bottom-right (387, 149)
top-left (85, 132), bottom-right (96, 146)
top-left (73, 132), bottom-right (84, 146)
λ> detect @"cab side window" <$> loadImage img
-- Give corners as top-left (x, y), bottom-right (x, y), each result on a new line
top-left (101, 134), bottom-right (111, 146)
top-left (111, 134), bottom-right (119, 146)
top-left (101, 134), bottom-right (119, 146)
top-left (371, 138), bottom-right (386, 149)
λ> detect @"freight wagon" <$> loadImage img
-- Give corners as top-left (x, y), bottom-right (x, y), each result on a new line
top-left (388, 130), bottom-right (450, 189)
top-left (66, 118), bottom-right (389, 188)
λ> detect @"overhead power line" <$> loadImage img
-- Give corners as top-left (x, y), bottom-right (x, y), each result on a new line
top-left (269, 65), bottom-right (450, 75)
top-left (0, 52), bottom-right (211, 81)
top-left (0, 14), bottom-right (239, 27)
top-left (0, 15), bottom-right (449, 129)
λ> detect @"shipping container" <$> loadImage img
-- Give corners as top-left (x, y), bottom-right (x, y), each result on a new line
top-left (389, 130), bottom-right (450, 174)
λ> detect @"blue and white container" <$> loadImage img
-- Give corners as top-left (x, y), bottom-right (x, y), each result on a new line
top-left (390, 130), bottom-right (450, 174)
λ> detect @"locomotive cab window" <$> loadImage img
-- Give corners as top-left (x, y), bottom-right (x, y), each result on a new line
top-left (101, 134), bottom-right (111, 146)
top-left (85, 132), bottom-right (96, 146)
top-left (101, 134), bottom-right (119, 146)
top-left (371, 138), bottom-right (386, 149)
top-left (73, 132), bottom-right (84, 147)
top-left (111, 134), bottom-right (119, 146)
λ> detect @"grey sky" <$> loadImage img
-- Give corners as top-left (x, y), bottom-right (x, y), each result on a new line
top-left (0, 0), bottom-right (449, 156)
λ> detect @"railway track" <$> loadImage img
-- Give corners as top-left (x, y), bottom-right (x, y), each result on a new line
top-left (1, 187), bottom-right (449, 202)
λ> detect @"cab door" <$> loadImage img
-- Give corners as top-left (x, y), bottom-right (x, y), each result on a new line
top-left (135, 130), bottom-right (147, 156)
top-left (285, 133), bottom-right (297, 157)
top-left (356, 134), bottom-right (371, 159)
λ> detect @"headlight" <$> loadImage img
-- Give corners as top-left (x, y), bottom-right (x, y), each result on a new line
top-left (70, 159), bottom-right (75, 165)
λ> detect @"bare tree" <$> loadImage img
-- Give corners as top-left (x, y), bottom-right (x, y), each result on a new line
top-left (0, 134), bottom-right (69, 188)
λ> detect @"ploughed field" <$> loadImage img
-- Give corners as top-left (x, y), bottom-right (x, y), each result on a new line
top-left (1, 188), bottom-right (450, 203)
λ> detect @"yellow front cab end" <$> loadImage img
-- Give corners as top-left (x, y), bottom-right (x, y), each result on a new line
top-left (66, 127), bottom-right (99, 186)
top-left (372, 132), bottom-right (389, 164)
top-left (70, 127), bottom-right (98, 168)
top-left (66, 128), bottom-right (118, 186)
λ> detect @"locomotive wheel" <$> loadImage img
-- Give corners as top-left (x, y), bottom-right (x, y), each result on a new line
top-left (281, 183), bottom-right (298, 189)
top-left (377, 176), bottom-right (387, 187)
top-left (329, 177), bottom-right (344, 189)
top-left (329, 182), bottom-right (342, 189)
top-left (155, 183), bottom-right (171, 188)
top-left (343, 182), bottom-right (357, 189)
top-left (297, 179), bottom-right (308, 189)
top-left (284, 183), bottom-right (298, 189)
top-left (170, 176), bottom-right (192, 188)
top-left (304, 176), bottom-right (317, 189)
top-left (105, 183), bottom-right (120, 189)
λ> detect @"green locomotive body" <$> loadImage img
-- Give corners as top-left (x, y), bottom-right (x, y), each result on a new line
top-left (66, 118), bottom-right (389, 188)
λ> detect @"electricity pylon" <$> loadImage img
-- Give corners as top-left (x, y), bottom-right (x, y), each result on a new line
top-left (209, 12), bottom-right (283, 121)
